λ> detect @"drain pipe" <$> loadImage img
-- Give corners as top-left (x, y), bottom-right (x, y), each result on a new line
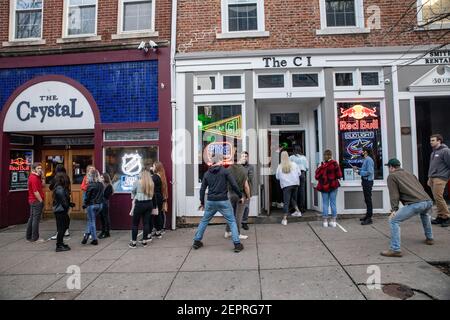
top-left (170, 0), bottom-right (177, 230)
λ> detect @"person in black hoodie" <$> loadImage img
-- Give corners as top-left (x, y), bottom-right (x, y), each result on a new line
top-left (151, 162), bottom-right (168, 238)
top-left (52, 172), bottom-right (71, 252)
top-left (82, 170), bottom-right (104, 245)
top-left (98, 173), bottom-right (113, 238)
top-left (49, 164), bottom-right (72, 240)
top-left (193, 153), bottom-right (245, 253)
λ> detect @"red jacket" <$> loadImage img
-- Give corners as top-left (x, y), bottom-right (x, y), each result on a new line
top-left (315, 160), bottom-right (342, 193)
top-left (81, 175), bottom-right (89, 192)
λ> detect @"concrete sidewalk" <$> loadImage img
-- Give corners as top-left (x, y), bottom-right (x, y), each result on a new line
top-left (0, 217), bottom-right (449, 300)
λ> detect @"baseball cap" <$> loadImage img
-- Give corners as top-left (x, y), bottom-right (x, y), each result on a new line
top-left (385, 158), bottom-right (401, 167)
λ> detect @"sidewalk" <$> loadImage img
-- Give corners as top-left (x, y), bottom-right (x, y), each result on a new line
top-left (0, 217), bottom-right (449, 300)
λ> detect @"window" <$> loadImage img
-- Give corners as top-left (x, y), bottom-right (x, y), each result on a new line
top-left (14, 0), bottom-right (43, 39)
top-left (219, 0), bottom-right (267, 37)
top-left (105, 146), bottom-right (158, 192)
top-left (196, 75), bottom-right (216, 91)
top-left (418, 0), bottom-right (450, 27)
top-left (326, 0), bottom-right (356, 27)
top-left (67, 0), bottom-right (97, 36)
top-left (337, 102), bottom-right (383, 180)
top-left (223, 75), bottom-right (242, 89)
top-left (197, 105), bottom-right (242, 182)
top-left (105, 129), bottom-right (159, 141)
top-left (292, 74), bottom-right (319, 87)
top-left (258, 74), bottom-right (284, 88)
top-left (270, 113), bottom-right (300, 125)
top-left (228, 3), bottom-right (258, 31)
top-left (335, 72), bottom-right (354, 86)
top-left (361, 72), bottom-right (379, 86)
top-left (122, 0), bottom-right (153, 32)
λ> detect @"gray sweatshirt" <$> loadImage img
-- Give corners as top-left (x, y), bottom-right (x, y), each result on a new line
top-left (428, 144), bottom-right (450, 180)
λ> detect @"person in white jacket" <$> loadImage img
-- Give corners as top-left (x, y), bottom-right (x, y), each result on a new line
top-left (276, 151), bottom-right (302, 225)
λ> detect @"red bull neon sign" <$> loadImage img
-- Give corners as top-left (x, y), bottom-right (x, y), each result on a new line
top-left (339, 104), bottom-right (379, 131)
top-left (9, 158), bottom-right (31, 171)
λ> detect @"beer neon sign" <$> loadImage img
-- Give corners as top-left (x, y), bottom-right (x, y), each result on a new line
top-left (205, 142), bottom-right (234, 166)
top-left (9, 158), bottom-right (31, 171)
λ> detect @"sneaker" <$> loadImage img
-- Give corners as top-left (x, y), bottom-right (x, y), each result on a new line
top-left (63, 244), bottom-right (71, 250)
top-left (192, 240), bottom-right (203, 249)
top-left (431, 217), bottom-right (445, 225)
top-left (50, 234), bottom-right (57, 240)
top-left (98, 232), bottom-right (106, 239)
top-left (323, 220), bottom-right (328, 228)
top-left (234, 243), bottom-right (244, 252)
top-left (155, 232), bottom-right (163, 239)
top-left (281, 218), bottom-right (288, 226)
top-left (329, 220), bottom-right (337, 228)
top-left (441, 218), bottom-right (449, 227)
top-left (359, 216), bottom-right (368, 221)
top-left (277, 203), bottom-right (284, 209)
top-left (81, 234), bottom-right (89, 245)
top-left (90, 239), bottom-right (98, 246)
top-left (241, 223), bottom-right (249, 231)
top-left (291, 211), bottom-right (302, 217)
top-left (55, 245), bottom-right (70, 252)
top-left (64, 230), bottom-right (70, 237)
top-left (128, 241), bottom-right (137, 249)
top-left (224, 231), bottom-right (232, 239)
top-left (141, 240), bottom-right (148, 247)
top-left (361, 218), bottom-right (373, 225)
top-left (239, 234), bottom-right (248, 240)
top-left (139, 237), bottom-right (152, 244)
top-left (425, 238), bottom-right (434, 245)
top-left (271, 202), bottom-right (277, 207)
top-left (33, 238), bottom-right (46, 243)
top-left (380, 250), bottom-right (403, 257)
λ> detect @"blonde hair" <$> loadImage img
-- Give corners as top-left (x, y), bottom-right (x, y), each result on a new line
top-left (280, 151), bottom-right (292, 174)
top-left (140, 170), bottom-right (154, 197)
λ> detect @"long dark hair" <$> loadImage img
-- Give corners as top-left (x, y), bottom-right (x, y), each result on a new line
top-left (52, 172), bottom-right (70, 193)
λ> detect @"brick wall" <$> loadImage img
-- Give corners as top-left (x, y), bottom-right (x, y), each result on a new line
top-left (0, 0), bottom-right (171, 52)
top-left (176, 0), bottom-right (450, 53)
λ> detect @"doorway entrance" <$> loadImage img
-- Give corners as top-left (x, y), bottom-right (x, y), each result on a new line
top-left (41, 149), bottom-right (94, 219)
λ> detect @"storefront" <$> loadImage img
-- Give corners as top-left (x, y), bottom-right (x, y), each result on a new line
top-left (173, 46), bottom-right (450, 219)
top-left (0, 49), bottom-right (172, 229)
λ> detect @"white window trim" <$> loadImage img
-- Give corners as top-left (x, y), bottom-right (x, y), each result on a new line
top-left (217, 0), bottom-right (269, 39)
top-left (8, 0), bottom-right (44, 42)
top-left (416, 0), bottom-right (450, 30)
top-left (255, 72), bottom-right (286, 92)
top-left (194, 73), bottom-right (219, 94)
top-left (112, 0), bottom-right (157, 39)
top-left (62, 0), bottom-right (98, 39)
top-left (291, 70), bottom-right (324, 91)
top-left (316, 0), bottom-right (370, 35)
top-left (333, 68), bottom-right (384, 91)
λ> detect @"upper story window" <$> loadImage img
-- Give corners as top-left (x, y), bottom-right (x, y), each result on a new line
top-left (417, 0), bottom-right (450, 28)
top-left (121, 0), bottom-right (154, 32)
top-left (14, 0), bottom-right (43, 39)
top-left (317, 0), bottom-right (368, 35)
top-left (334, 69), bottom-right (383, 90)
top-left (258, 74), bottom-right (284, 88)
top-left (67, 0), bottom-right (97, 36)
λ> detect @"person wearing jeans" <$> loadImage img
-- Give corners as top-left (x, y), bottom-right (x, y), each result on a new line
top-left (82, 170), bottom-right (104, 245)
top-left (26, 163), bottom-right (45, 242)
top-left (381, 158), bottom-right (434, 257)
top-left (321, 188), bottom-right (338, 221)
top-left (355, 147), bottom-right (375, 225)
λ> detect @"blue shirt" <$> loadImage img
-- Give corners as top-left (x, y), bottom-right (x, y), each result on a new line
top-left (359, 156), bottom-right (374, 181)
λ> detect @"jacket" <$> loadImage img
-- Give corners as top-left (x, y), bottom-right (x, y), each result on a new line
top-left (387, 169), bottom-right (431, 211)
top-left (428, 144), bottom-right (450, 180)
top-left (53, 185), bottom-right (70, 213)
top-left (315, 160), bottom-right (342, 193)
top-left (276, 162), bottom-right (301, 189)
top-left (83, 182), bottom-right (104, 208)
top-left (200, 165), bottom-right (242, 205)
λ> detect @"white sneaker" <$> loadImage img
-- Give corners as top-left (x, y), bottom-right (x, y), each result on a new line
top-left (291, 211), bottom-right (302, 217)
top-left (281, 218), bottom-right (288, 226)
top-left (271, 202), bottom-right (277, 207)
top-left (330, 220), bottom-right (337, 228)
top-left (239, 234), bottom-right (248, 240)
top-left (323, 220), bottom-right (329, 228)
top-left (50, 234), bottom-right (57, 240)
top-left (64, 230), bottom-right (70, 237)
top-left (277, 203), bottom-right (284, 209)
top-left (224, 231), bottom-right (232, 239)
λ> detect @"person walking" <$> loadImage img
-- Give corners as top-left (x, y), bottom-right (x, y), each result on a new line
top-left (49, 164), bottom-right (71, 240)
top-left (355, 147), bottom-right (375, 225)
top-left (151, 162), bottom-right (168, 239)
top-left (239, 151), bottom-right (254, 231)
top-left (428, 134), bottom-right (450, 228)
top-left (81, 170), bottom-right (104, 246)
top-left (26, 163), bottom-right (45, 242)
top-left (276, 151), bottom-right (302, 226)
top-left (129, 169), bottom-right (156, 248)
top-left (289, 145), bottom-right (309, 213)
top-left (52, 172), bottom-right (71, 252)
top-left (193, 153), bottom-right (245, 253)
top-left (315, 149), bottom-right (342, 228)
top-left (381, 158), bottom-right (434, 257)
top-left (98, 173), bottom-right (113, 239)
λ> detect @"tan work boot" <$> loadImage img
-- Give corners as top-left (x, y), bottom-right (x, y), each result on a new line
top-left (424, 239), bottom-right (434, 245)
top-left (380, 250), bottom-right (403, 257)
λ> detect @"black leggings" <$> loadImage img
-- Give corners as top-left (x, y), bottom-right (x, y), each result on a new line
top-left (54, 210), bottom-right (70, 247)
top-left (99, 202), bottom-right (111, 233)
top-left (131, 200), bottom-right (152, 241)
top-left (152, 193), bottom-right (164, 231)
top-left (282, 186), bottom-right (298, 214)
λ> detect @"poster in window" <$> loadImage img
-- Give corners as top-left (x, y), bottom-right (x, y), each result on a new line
top-left (337, 102), bottom-right (383, 180)
top-left (9, 150), bottom-right (33, 191)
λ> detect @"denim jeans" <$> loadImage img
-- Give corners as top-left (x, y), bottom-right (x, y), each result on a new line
top-left (242, 203), bottom-right (250, 224)
top-left (321, 189), bottom-right (338, 218)
top-left (85, 204), bottom-right (102, 240)
top-left (194, 200), bottom-right (240, 244)
top-left (26, 201), bottom-right (43, 241)
top-left (390, 200), bottom-right (433, 252)
top-left (282, 186), bottom-right (298, 214)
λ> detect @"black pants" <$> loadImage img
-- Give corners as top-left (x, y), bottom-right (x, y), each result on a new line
top-left (99, 202), bottom-right (111, 233)
top-left (282, 186), bottom-right (298, 214)
top-left (362, 180), bottom-right (374, 218)
top-left (271, 175), bottom-right (283, 204)
top-left (297, 171), bottom-right (307, 212)
top-left (54, 210), bottom-right (70, 247)
top-left (152, 193), bottom-right (164, 232)
top-left (131, 200), bottom-right (152, 241)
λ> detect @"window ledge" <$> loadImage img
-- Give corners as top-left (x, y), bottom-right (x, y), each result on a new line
top-left (415, 23), bottom-right (450, 31)
top-left (56, 35), bottom-right (102, 44)
top-left (216, 31), bottom-right (270, 39)
top-left (316, 27), bottom-right (370, 35)
top-left (111, 31), bottom-right (159, 40)
top-left (2, 39), bottom-right (46, 47)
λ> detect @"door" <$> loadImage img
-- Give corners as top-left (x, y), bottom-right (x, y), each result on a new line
top-left (42, 149), bottom-right (94, 219)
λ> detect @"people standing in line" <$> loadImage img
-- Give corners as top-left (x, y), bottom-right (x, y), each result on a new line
top-left (193, 153), bottom-right (245, 253)
top-left (81, 170), bottom-right (104, 246)
top-left (381, 158), bottom-right (434, 257)
top-left (98, 173), bottom-right (113, 239)
top-left (49, 164), bottom-right (72, 240)
top-left (315, 149), bottom-right (342, 228)
top-left (354, 147), bottom-right (375, 225)
top-left (151, 162), bottom-right (168, 238)
top-left (239, 151), bottom-right (254, 231)
top-left (224, 158), bottom-right (251, 240)
top-left (428, 134), bottom-right (450, 228)
top-left (52, 172), bottom-right (72, 252)
top-left (129, 169), bottom-right (156, 248)
top-left (276, 151), bottom-right (302, 226)
top-left (26, 163), bottom-right (45, 242)
top-left (289, 145), bottom-right (309, 214)
top-left (271, 145), bottom-right (284, 209)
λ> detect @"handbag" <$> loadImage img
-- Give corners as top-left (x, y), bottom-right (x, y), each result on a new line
top-left (151, 207), bottom-right (159, 216)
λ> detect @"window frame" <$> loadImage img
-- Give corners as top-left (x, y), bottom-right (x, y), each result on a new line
top-left (222, 74), bottom-right (243, 91)
top-left (63, 0), bottom-right (98, 38)
top-left (317, 0), bottom-right (369, 35)
top-left (360, 69), bottom-right (383, 89)
top-left (416, 0), bottom-right (450, 30)
top-left (118, 0), bottom-right (156, 34)
top-left (256, 73), bottom-right (286, 90)
top-left (333, 71), bottom-right (356, 90)
top-left (10, 0), bottom-right (44, 41)
top-left (194, 73), bottom-right (218, 94)
top-left (291, 72), bottom-right (321, 88)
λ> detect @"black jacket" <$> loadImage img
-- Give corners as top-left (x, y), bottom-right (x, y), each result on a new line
top-left (200, 165), bottom-right (242, 205)
top-left (53, 185), bottom-right (70, 213)
top-left (103, 184), bottom-right (113, 202)
top-left (84, 182), bottom-right (104, 207)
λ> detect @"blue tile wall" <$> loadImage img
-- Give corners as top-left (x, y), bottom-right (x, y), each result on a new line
top-left (0, 61), bottom-right (158, 123)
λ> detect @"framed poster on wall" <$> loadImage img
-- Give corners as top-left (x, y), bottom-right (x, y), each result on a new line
top-left (9, 149), bottom-right (33, 191)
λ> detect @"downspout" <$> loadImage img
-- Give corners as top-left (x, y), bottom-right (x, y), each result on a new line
top-left (170, 0), bottom-right (177, 230)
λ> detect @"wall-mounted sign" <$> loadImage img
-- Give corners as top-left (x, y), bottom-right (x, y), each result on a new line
top-left (202, 115), bottom-right (242, 139)
top-left (3, 80), bottom-right (95, 132)
top-left (9, 150), bottom-right (33, 191)
top-left (424, 50), bottom-right (450, 64)
top-left (261, 56), bottom-right (313, 68)
top-left (409, 65), bottom-right (450, 92)
top-left (118, 152), bottom-right (143, 191)
top-left (205, 142), bottom-right (234, 166)
top-left (339, 104), bottom-right (379, 131)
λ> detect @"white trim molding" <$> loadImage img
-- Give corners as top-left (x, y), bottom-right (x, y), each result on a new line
top-left (62, 0), bottom-right (98, 38)
top-left (112, 0), bottom-right (156, 39)
top-left (317, 0), bottom-right (369, 35)
top-left (9, 0), bottom-right (44, 42)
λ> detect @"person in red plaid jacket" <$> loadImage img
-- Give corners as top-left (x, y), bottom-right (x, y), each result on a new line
top-left (315, 149), bottom-right (343, 228)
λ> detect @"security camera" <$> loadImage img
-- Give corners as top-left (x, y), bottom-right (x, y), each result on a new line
top-left (148, 40), bottom-right (158, 49)
top-left (138, 41), bottom-right (148, 52)
top-left (384, 79), bottom-right (391, 85)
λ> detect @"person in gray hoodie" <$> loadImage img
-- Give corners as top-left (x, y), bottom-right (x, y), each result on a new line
top-left (427, 134), bottom-right (450, 227)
